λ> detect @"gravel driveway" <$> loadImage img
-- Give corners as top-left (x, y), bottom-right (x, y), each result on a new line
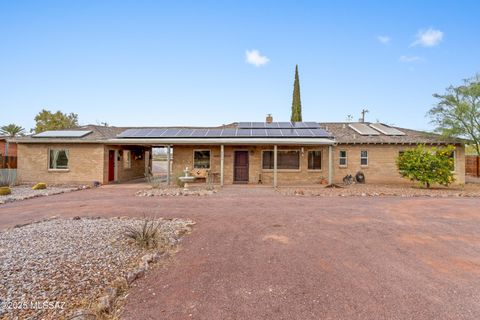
top-left (0, 184), bottom-right (479, 319)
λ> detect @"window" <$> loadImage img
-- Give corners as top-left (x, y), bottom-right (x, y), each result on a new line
top-left (193, 150), bottom-right (211, 169)
top-left (360, 150), bottom-right (368, 166)
top-left (339, 150), bottom-right (347, 166)
top-left (308, 150), bottom-right (322, 170)
top-left (49, 149), bottom-right (69, 170)
top-left (124, 150), bottom-right (132, 169)
top-left (262, 150), bottom-right (300, 170)
top-left (449, 151), bottom-right (456, 171)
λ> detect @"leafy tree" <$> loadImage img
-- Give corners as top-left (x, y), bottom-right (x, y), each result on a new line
top-left (0, 124), bottom-right (25, 137)
top-left (291, 64), bottom-right (302, 122)
top-left (397, 144), bottom-right (456, 188)
top-left (428, 74), bottom-right (480, 155)
top-left (33, 109), bottom-right (79, 133)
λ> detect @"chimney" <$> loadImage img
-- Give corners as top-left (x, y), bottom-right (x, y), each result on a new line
top-left (266, 114), bottom-right (273, 123)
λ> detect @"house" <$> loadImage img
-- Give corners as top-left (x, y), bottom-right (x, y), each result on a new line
top-left (13, 118), bottom-right (465, 186)
top-left (0, 136), bottom-right (17, 169)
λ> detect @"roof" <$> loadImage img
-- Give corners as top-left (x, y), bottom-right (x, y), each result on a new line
top-left (13, 122), bottom-right (465, 145)
top-left (319, 122), bottom-right (464, 145)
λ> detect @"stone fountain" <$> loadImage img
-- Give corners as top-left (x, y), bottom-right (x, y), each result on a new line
top-left (178, 167), bottom-right (195, 191)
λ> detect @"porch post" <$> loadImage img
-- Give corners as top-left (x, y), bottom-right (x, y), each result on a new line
top-left (273, 145), bottom-right (278, 188)
top-left (166, 145), bottom-right (171, 185)
top-left (328, 145), bottom-right (333, 185)
top-left (220, 144), bottom-right (224, 186)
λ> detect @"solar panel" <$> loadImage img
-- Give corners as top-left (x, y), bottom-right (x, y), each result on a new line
top-left (237, 122), bottom-right (319, 129)
top-left (348, 123), bottom-right (381, 136)
top-left (116, 126), bottom-right (332, 138)
top-left (369, 123), bottom-right (405, 136)
top-left (33, 130), bottom-right (92, 138)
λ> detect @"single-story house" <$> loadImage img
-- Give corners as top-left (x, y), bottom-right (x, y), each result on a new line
top-left (13, 118), bottom-right (465, 186)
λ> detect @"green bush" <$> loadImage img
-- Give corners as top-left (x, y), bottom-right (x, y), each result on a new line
top-left (32, 182), bottom-right (47, 190)
top-left (397, 145), bottom-right (455, 188)
top-left (0, 186), bottom-right (12, 196)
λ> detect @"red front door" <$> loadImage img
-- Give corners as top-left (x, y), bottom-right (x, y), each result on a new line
top-left (234, 151), bottom-right (249, 183)
top-left (108, 150), bottom-right (115, 182)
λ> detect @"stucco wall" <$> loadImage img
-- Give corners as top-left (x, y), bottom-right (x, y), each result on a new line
top-left (171, 144), bottom-right (466, 186)
top-left (17, 143), bottom-right (105, 185)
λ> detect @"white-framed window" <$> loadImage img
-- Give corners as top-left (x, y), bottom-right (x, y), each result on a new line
top-left (360, 150), bottom-right (368, 166)
top-left (49, 149), bottom-right (69, 170)
top-left (193, 150), bottom-right (211, 169)
top-left (308, 150), bottom-right (322, 170)
top-left (124, 150), bottom-right (132, 169)
top-left (339, 150), bottom-right (347, 166)
top-left (262, 150), bottom-right (300, 170)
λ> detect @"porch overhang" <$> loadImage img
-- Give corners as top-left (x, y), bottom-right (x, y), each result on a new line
top-left (105, 138), bottom-right (335, 146)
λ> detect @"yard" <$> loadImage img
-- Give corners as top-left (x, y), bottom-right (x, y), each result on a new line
top-left (0, 183), bottom-right (479, 319)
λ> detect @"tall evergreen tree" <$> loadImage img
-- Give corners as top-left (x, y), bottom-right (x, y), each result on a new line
top-left (291, 65), bottom-right (302, 122)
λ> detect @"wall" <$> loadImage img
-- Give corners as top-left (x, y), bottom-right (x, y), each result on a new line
top-left (332, 144), bottom-right (465, 185)
top-left (17, 143), bottom-right (105, 185)
top-left (171, 145), bottom-right (330, 186)
top-left (102, 146), bottom-right (150, 183)
top-left (466, 155), bottom-right (480, 177)
top-left (171, 143), bottom-right (466, 186)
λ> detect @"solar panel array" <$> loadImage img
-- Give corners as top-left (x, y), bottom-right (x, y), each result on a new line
top-left (33, 130), bottom-right (93, 138)
top-left (369, 123), bottom-right (405, 136)
top-left (117, 127), bottom-right (332, 138)
top-left (348, 123), bottom-right (381, 136)
top-left (237, 122), bottom-right (320, 129)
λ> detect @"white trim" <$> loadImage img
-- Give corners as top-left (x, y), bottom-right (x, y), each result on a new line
top-left (360, 150), bottom-right (369, 167)
top-left (104, 138), bottom-right (335, 145)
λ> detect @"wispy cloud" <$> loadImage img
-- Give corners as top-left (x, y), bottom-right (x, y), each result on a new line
top-left (399, 55), bottom-right (422, 63)
top-left (411, 28), bottom-right (444, 47)
top-left (245, 50), bottom-right (269, 67)
top-left (377, 35), bottom-right (391, 44)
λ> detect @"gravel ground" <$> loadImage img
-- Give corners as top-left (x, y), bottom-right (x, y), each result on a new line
top-left (136, 187), bottom-right (217, 197)
top-left (279, 183), bottom-right (480, 197)
top-left (0, 185), bottom-right (81, 205)
top-left (0, 217), bottom-right (194, 319)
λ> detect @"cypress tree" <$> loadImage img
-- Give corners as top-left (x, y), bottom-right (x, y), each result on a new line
top-left (291, 65), bottom-right (302, 122)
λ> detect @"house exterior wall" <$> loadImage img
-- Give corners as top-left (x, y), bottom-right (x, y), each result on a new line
top-left (17, 143), bottom-right (105, 185)
top-left (171, 143), bottom-right (466, 186)
top-left (0, 140), bottom-right (17, 157)
top-left (17, 143), bottom-right (151, 185)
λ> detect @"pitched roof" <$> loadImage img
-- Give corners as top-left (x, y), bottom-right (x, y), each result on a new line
top-left (319, 122), bottom-right (464, 144)
top-left (13, 122), bottom-right (465, 145)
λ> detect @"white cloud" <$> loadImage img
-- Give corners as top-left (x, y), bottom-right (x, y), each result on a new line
top-left (377, 35), bottom-right (391, 44)
top-left (399, 55), bottom-right (422, 62)
top-left (411, 28), bottom-right (444, 47)
top-left (245, 50), bottom-right (269, 67)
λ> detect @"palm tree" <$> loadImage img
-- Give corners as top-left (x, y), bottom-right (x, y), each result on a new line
top-left (0, 124), bottom-right (25, 137)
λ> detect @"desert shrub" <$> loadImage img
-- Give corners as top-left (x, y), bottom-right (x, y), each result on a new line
top-left (0, 186), bottom-right (12, 196)
top-left (32, 182), bottom-right (47, 190)
top-left (124, 218), bottom-right (166, 249)
top-left (397, 145), bottom-right (455, 188)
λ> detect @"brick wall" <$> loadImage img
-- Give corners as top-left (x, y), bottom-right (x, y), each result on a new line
top-left (17, 143), bottom-right (105, 185)
top-left (171, 144), bottom-right (466, 186)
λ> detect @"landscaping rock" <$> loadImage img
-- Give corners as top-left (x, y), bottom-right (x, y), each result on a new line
top-left (136, 187), bottom-right (217, 197)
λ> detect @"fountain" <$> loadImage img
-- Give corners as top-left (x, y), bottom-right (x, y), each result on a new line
top-left (178, 167), bottom-right (195, 191)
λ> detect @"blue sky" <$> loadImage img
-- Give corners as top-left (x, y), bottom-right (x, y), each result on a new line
top-left (1, 1), bottom-right (479, 131)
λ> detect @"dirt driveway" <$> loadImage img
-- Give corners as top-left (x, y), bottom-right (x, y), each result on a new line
top-left (1, 184), bottom-right (480, 319)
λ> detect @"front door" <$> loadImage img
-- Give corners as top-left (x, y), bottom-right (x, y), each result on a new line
top-left (108, 150), bottom-right (115, 182)
top-left (234, 151), bottom-right (249, 183)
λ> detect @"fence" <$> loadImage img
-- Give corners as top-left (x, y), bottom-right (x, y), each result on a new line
top-left (0, 169), bottom-right (17, 186)
top-left (0, 155), bottom-right (17, 169)
top-left (466, 155), bottom-right (480, 177)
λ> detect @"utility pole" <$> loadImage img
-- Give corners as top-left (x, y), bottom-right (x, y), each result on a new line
top-left (359, 109), bottom-right (369, 122)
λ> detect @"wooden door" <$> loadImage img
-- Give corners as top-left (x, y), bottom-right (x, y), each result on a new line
top-left (108, 150), bottom-right (115, 182)
top-left (234, 151), bottom-right (249, 183)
